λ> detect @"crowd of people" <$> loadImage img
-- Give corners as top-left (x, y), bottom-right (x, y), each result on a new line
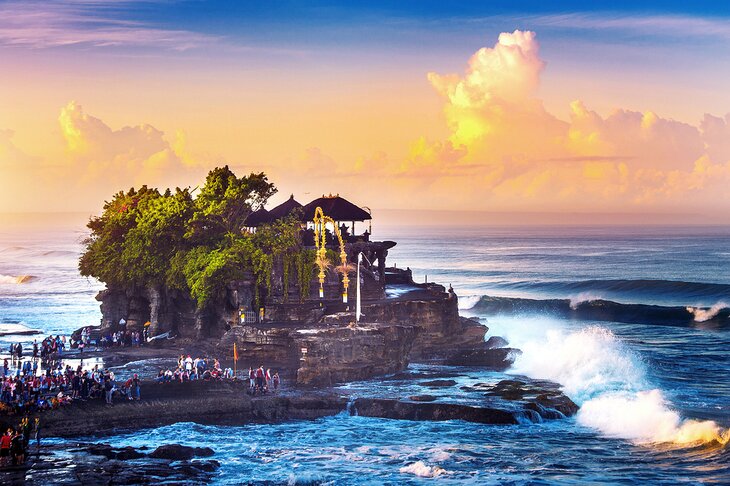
top-left (72, 326), bottom-right (148, 352)
top-left (156, 355), bottom-right (234, 382)
top-left (8, 335), bottom-right (67, 367)
top-left (248, 366), bottom-right (280, 394)
top-left (0, 417), bottom-right (39, 467)
top-left (154, 355), bottom-right (281, 394)
top-left (1, 359), bottom-right (142, 414)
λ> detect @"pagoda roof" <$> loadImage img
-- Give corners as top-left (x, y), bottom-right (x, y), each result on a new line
top-left (243, 208), bottom-right (270, 227)
top-left (267, 194), bottom-right (303, 220)
top-left (301, 194), bottom-right (371, 222)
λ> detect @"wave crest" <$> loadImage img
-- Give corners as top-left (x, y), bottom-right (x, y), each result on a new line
top-left (489, 317), bottom-right (728, 446)
top-left (399, 461), bottom-right (448, 478)
top-left (0, 274), bottom-right (37, 284)
top-left (686, 302), bottom-right (728, 322)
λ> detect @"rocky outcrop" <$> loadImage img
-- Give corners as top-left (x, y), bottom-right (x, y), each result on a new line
top-left (351, 398), bottom-right (519, 424)
top-left (444, 346), bottom-right (521, 370)
top-left (217, 321), bottom-right (418, 386)
top-left (149, 444), bottom-right (215, 460)
top-left (97, 278), bottom-right (256, 338)
top-left (351, 378), bottom-right (578, 425)
top-left (293, 324), bottom-right (417, 387)
top-left (360, 290), bottom-right (487, 361)
top-left (0, 443), bottom-right (220, 485)
top-left (38, 380), bottom-right (347, 438)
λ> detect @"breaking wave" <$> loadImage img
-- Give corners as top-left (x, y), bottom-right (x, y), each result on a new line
top-left (0, 274), bottom-right (37, 284)
top-left (491, 278), bottom-right (730, 305)
top-left (489, 318), bottom-right (729, 446)
top-left (399, 461), bottom-right (448, 478)
top-left (470, 295), bottom-right (730, 327)
top-left (687, 302), bottom-right (729, 322)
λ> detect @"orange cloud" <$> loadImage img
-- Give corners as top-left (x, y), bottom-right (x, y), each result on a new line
top-left (402, 30), bottom-right (730, 212)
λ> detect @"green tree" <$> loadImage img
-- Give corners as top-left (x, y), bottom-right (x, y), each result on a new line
top-left (188, 166), bottom-right (276, 245)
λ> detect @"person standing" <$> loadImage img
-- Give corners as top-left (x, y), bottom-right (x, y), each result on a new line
top-left (104, 375), bottom-right (114, 405)
top-left (132, 373), bottom-right (141, 400)
top-left (33, 417), bottom-right (41, 453)
top-left (0, 428), bottom-right (11, 466)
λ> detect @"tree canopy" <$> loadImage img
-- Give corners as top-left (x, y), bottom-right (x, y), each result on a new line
top-left (79, 166), bottom-right (305, 308)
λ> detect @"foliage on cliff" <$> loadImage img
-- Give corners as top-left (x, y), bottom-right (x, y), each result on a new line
top-left (79, 166), bottom-right (309, 307)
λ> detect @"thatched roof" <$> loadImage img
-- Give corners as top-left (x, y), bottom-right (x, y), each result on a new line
top-left (301, 195), bottom-right (371, 222)
top-left (244, 208), bottom-right (270, 227)
top-left (267, 194), bottom-right (302, 220)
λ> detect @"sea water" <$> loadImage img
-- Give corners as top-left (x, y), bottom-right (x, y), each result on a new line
top-left (1, 215), bottom-right (729, 483)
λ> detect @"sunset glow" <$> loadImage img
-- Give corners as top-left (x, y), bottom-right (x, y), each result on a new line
top-left (2, 1), bottom-right (730, 222)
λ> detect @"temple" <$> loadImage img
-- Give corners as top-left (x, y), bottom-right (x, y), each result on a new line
top-left (243, 193), bottom-right (395, 313)
top-left (95, 193), bottom-right (489, 386)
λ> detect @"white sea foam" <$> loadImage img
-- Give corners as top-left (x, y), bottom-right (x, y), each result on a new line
top-left (569, 292), bottom-right (603, 310)
top-left (458, 295), bottom-right (481, 310)
top-left (488, 316), bottom-right (729, 446)
top-left (399, 461), bottom-right (448, 478)
top-left (0, 274), bottom-right (36, 284)
top-left (686, 302), bottom-right (728, 322)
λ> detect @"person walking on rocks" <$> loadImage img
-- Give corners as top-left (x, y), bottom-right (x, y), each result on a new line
top-left (131, 373), bottom-right (141, 400)
top-left (255, 366), bottom-right (265, 394)
top-left (104, 374), bottom-right (114, 405)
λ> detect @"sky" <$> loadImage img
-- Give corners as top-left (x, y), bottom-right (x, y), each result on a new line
top-left (2, 0), bottom-right (730, 223)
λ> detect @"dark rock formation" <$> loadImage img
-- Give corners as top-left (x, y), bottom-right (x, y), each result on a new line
top-left (444, 346), bottom-right (521, 370)
top-left (38, 380), bottom-right (348, 438)
top-left (0, 443), bottom-right (220, 485)
top-left (351, 398), bottom-right (519, 424)
top-left (408, 395), bottom-right (437, 402)
top-left (293, 324), bottom-right (417, 387)
top-left (351, 378), bottom-right (578, 425)
top-left (360, 290), bottom-right (487, 360)
top-left (149, 444), bottom-right (214, 460)
top-left (97, 278), bottom-right (255, 338)
top-left (420, 379), bottom-right (457, 388)
top-left (485, 335), bottom-right (509, 349)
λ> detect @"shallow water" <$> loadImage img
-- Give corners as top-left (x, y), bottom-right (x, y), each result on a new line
top-left (4, 218), bottom-right (730, 483)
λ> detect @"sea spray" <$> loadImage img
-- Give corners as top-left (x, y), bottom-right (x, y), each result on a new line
top-left (399, 461), bottom-right (448, 478)
top-left (569, 292), bottom-right (603, 310)
top-left (0, 274), bottom-right (36, 284)
top-left (686, 302), bottom-right (729, 322)
top-left (486, 316), bottom-right (729, 446)
top-left (577, 390), bottom-right (730, 445)
top-left (457, 294), bottom-right (482, 310)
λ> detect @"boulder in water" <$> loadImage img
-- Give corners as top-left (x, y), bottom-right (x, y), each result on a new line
top-left (150, 444), bottom-right (215, 461)
top-left (444, 347), bottom-right (520, 370)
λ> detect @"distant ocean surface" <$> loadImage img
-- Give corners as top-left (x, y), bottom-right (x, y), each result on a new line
top-left (1, 215), bottom-right (729, 484)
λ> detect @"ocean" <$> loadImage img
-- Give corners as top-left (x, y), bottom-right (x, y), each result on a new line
top-left (1, 214), bottom-right (729, 484)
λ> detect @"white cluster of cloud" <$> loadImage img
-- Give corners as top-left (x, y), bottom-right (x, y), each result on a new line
top-left (2, 29), bottom-right (730, 217)
top-left (0, 102), bottom-right (208, 211)
top-left (399, 30), bottom-right (730, 212)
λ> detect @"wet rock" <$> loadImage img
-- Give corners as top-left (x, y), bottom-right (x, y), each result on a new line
top-left (485, 336), bottom-right (509, 349)
top-left (149, 444), bottom-right (215, 460)
top-left (420, 379), bottom-right (457, 388)
top-left (351, 397), bottom-right (518, 424)
top-left (408, 395), bottom-right (437, 402)
top-left (74, 443), bottom-right (146, 460)
top-left (0, 444), bottom-right (221, 485)
top-left (444, 347), bottom-right (521, 370)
